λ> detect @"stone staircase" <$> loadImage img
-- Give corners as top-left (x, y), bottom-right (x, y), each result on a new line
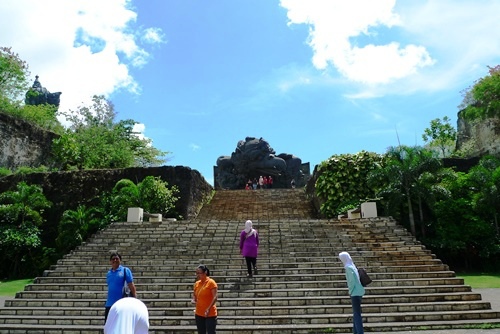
top-left (1, 189), bottom-right (499, 333)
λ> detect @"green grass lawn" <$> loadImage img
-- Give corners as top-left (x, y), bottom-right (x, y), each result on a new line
top-left (0, 279), bottom-right (34, 297)
top-left (457, 273), bottom-right (500, 288)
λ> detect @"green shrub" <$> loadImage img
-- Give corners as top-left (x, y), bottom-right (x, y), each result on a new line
top-left (0, 167), bottom-right (12, 177)
top-left (315, 151), bottom-right (382, 217)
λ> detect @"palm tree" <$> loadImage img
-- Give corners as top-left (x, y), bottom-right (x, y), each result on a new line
top-left (0, 182), bottom-right (51, 277)
top-left (56, 205), bottom-right (101, 252)
top-left (468, 156), bottom-right (500, 235)
top-left (414, 169), bottom-right (452, 237)
top-left (369, 146), bottom-right (442, 236)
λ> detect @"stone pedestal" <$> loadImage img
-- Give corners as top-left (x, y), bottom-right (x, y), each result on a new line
top-left (150, 214), bottom-right (162, 222)
top-left (347, 208), bottom-right (361, 219)
top-left (127, 207), bottom-right (143, 222)
top-left (361, 202), bottom-right (377, 218)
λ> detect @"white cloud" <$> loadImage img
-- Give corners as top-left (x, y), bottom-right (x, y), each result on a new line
top-left (0, 0), bottom-right (163, 114)
top-left (132, 123), bottom-right (146, 140)
top-left (190, 144), bottom-right (201, 151)
top-left (280, 0), bottom-right (433, 84)
top-left (280, 0), bottom-right (500, 95)
top-left (142, 28), bottom-right (166, 45)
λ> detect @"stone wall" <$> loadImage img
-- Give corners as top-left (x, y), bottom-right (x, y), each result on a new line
top-left (0, 111), bottom-right (59, 169)
top-left (0, 166), bottom-right (213, 222)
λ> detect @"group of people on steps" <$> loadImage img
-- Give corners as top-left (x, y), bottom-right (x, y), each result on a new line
top-left (104, 220), bottom-right (365, 334)
top-left (245, 175), bottom-right (274, 190)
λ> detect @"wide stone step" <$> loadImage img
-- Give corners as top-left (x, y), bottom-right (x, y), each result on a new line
top-left (54, 253), bottom-right (437, 267)
top-left (55, 252), bottom-right (436, 265)
top-left (42, 264), bottom-right (450, 278)
top-left (1, 300), bottom-right (493, 318)
top-left (2, 309), bottom-right (499, 327)
top-left (5, 292), bottom-right (485, 309)
top-left (13, 285), bottom-right (474, 300)
top-left (46, 259), bottom-right (444, 273)
top-left (33, 270), bottom-right (459, 285)
top-left (22, 278), bottom-right (467, 294)
top-left (3, 318), bottom-right (500, 334)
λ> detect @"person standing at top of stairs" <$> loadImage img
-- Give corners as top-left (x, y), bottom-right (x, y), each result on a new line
top-left (240, 220), bottom-right (259, 278)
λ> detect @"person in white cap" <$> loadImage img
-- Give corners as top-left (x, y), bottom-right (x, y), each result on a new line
top-left (104, 297), bottom-right (149, 334)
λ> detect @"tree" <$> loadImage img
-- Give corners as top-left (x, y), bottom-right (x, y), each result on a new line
top-left (413, 169), bottom-right (452, 237)
top-left (108, 176), bottom-right (179, 221)
top-left (368, 146), bottom-right (442, 236)
top-left (428, 169), bottom-right (500, 270)
top-left (422, 116), bottom-right (457, 158)
top-left (460, 65), bottom-right (500, 120)
top-left (56, 205), bottom-right (103, 253)
top-left (0, 182), bottom-right (51, 278)
top-left (467, 156), bottom-right (500, 235)
top-left (53, 95), bottom-right (168, 169)
top-left (0, 46), bottom-right (30, 102)
top-left (315, 151), bottom-right (382, 217)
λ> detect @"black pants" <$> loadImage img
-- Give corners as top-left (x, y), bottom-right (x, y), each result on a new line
top-left (104, 306), bottom-right (111, 323)
top-left (245, 256), bottom-right (257, 275)
top-left (195, 315), bottom-right (217, 334)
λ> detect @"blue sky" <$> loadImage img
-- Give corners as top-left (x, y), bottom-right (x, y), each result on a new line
top-left (1, 0), bottom-right (499, 186)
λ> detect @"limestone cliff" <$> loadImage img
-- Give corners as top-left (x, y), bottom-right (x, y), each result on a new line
top-left (456, 110), bottom-right (500, 157)
top-left (0, 111), bottom-right (59, 169)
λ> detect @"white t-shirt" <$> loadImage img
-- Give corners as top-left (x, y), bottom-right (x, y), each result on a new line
top-left (104, 297), bottom-right (149, 334)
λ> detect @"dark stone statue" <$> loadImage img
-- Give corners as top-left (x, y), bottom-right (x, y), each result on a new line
top-left (214, 136), bottom-right (310, 189)
top-left (25, 75), bottom-right (62, 108)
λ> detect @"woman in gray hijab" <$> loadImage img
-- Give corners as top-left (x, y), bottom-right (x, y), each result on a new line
top-left (339, 251), bottom-right (365, 334)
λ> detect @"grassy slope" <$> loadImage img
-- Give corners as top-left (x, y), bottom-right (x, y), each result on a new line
top-left (0, 279), bottom-right (34, 297)
top-left (457, 273), bottom-right (500, 288)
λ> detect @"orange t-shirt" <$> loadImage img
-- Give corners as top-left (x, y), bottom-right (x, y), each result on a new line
top-left (193, 278), bottom-right (218, 317)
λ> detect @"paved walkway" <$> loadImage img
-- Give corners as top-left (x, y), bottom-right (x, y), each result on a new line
top-left (1, 289), bottom-right (499, 332)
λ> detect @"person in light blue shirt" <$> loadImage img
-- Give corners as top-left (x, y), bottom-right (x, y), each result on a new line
top-left (339, 251), bottom-right (365, 334)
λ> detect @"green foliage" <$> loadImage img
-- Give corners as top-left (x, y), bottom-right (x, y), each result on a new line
top-left (422, 116), bottom-right (457, 158)
top-left (461, 65), bottom-right (500, 120)
top-left (0, 47), bottom-right (62, 132)
top-left (139, 176), bottom-right (179, 215)
top-left (13, 165), bottom-right (52, 175)
top-left (368, 146), bottom-right (442, 236)
top-left (11, 103), bottom-right (63, 133)
top-left (0, 167), bottom-right (12, 177)
top-left (108, 176), bottom-right (179, 221)
top-left (56, 205), bottom-right (104, 253)
top-left (0, 47), bottom-right (29, 102)
top-left (315, 151), bottom-right (382, 217)
top-left (53, 95), bottom-right (168, 170)
top-left (0, 182), bottom-right (51, 278)
top-left (467, 156), bottom-right (500, 235)
top-left (425, 159), bottom-right (500, 271)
